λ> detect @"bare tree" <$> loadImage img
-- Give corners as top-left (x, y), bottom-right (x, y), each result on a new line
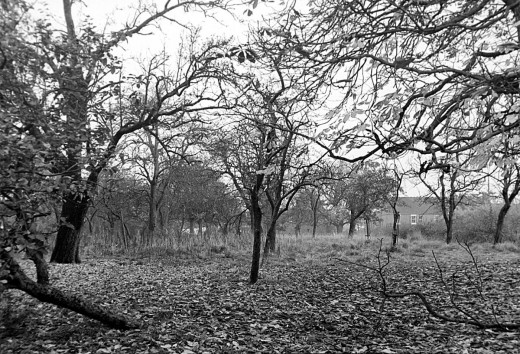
top-left (417, 152), bottom-right (487, 244)
top-left (382, 161), bottom-right (408, 248)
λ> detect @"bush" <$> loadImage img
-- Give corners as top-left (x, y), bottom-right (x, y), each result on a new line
top-left (453, 205), bottom-right (496, 243)
top-left (417, 221), bottom-right (445, 240)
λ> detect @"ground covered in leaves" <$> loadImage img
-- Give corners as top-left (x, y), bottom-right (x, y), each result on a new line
top-left (2, 247), bottom-right (520, 353)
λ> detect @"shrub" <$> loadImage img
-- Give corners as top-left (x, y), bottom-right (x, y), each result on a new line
top-left (417, 221), bottom-right (445, 240)
top-left (453, 205), bottom-right (496, 243)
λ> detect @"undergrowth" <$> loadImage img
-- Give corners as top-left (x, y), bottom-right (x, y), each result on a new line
top-left (80, 228), bottom-right (520, 264)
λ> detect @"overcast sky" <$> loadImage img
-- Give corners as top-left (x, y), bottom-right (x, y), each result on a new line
top-left (36, 0), bottom-right (284, 61)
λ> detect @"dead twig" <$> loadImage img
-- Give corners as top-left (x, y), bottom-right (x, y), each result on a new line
top-left (334, 239), bottom-right (520, 331)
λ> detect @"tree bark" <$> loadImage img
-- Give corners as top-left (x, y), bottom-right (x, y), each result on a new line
top-left (189, 217), bottom-right (195, 237)
top-left (26, 249), bottom-right (49, 285)
top-left (311, 208), bottom-right (318, 238)
top-left (250, 174), bottom-right (264, 284)
top-left (3, 253), bottom-right (138, 330)
top-left (494, 204), bottom-right (510, 244)
top-left (263, 223), bottom-right (276, 256)
top-left (148, 180), bottom-right (157, 237)
top-left (51, 192), bottom-right (89, 263)
top-left (310, 191), bottom-right (319, 238)
top-left (348, 220), bottom-right (356, 238)
top-left (494, 168), bottom-right (520, 244)
top-left (392, 210), bottom-right (400, 247)
top-left (198, 219), bottom-right (203, 237)
top-left (446, 216), bottom-right (454, 244)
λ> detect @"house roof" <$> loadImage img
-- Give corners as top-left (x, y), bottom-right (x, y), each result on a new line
top-left (385, 197), bottom-right (441, 216)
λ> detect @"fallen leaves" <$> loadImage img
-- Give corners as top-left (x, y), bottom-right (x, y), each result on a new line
top-left (1, 253), bottom-right (519, 353)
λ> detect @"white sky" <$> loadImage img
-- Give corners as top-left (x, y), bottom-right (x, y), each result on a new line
top-left (36, 0), bottom-right (283, 59)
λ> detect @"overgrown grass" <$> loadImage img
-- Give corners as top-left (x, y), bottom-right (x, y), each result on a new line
top-left (79, 227), bottom-right (520, 266)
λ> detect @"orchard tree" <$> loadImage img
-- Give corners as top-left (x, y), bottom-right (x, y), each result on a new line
top-left (342, 164), bottom-right (396, 237)
top-left (122, 86), bottom-right (205, 242)
top-left (0, 0), bottom-right (137, 329)
top-left (285, 186), bottom-right (322, 238)
top-left (1, 0), bottom-right (255, 329)
top-left (494, 162), bottom-right (520, 244)
top-left (171, 163), bottom-right (232, 237)
top-left (321, 162), bottom-right (395, 237)
top-left (306, 186), bottom-right (322, 238)
top-left (36, 0), bottom-right (238, 263)
top-left (418, 152), bottom-right (488, 244)
top-left (320, 165), bottom-right (352, 234)
top-left (207, 16), bottom-right (328, 283)
top-left (382, 161), bottom-right (407, 248)
top-left (479, 134), bottom-right (520, 244)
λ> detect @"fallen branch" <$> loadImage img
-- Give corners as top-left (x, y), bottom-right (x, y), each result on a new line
top-left (1, 252), bottom-right (139, 330)
top-left (335, 239), bottom-right (520, 331)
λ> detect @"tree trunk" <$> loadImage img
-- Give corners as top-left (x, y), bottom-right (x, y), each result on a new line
top-left (26, 249), bottom-right (49, 285)
top-left (494, 203), bottom-right (510, 244)
top-left (51, 192), bottom-right (89, 263)
top-left (51, 0), bottom-right (91, 264)
top-left (348, 221), bottom-right (356, 238)
top-left (198, 219), bottom-right (203, 237)
top-left (250, 174), bottom-right (264, 284)
top-left (312, 209), bottom-right (318, 238)
top-left (392, 210), bottom-right (400, 247)
top-left (446, 217), bottom-right (454, 244)
top-left (189, 217), bottom-right (195, 237)
top-left (494, 172), bottom-right (520, 245)
top-left (348, 209), bottom-right (362, 238)
top-left (263, 223), bottom-right (276, 256)
top-left (335, 224), bottom-right (343, 234)
top-left (250, 201), bottom-right (262, 284)
top-left (148, 182), bottom-right (156, 237)
top-left (236, 213), bottom-right (242, 237)
top-left (3, 253), bottom-right (138, 330)
top-left (348, 220), bottom-right (356, 238)
top-left (365, 218), bottom-right (370, 239)
top-left (311, 193), bottom-right (319, 238)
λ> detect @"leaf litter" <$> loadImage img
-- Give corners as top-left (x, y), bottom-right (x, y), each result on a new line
top-left (1, 253), bottom-right (520, 353)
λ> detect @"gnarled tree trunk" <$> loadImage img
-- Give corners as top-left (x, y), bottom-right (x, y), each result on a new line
top-left (51, 192), bottom-right (89, 263)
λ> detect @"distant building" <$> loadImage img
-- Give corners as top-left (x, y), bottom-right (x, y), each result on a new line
top-left (378, 197), bottom-right (442, 227)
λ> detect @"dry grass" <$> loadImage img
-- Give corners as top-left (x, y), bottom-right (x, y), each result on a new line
top-left (81, 228), bottom-right (520, 265)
